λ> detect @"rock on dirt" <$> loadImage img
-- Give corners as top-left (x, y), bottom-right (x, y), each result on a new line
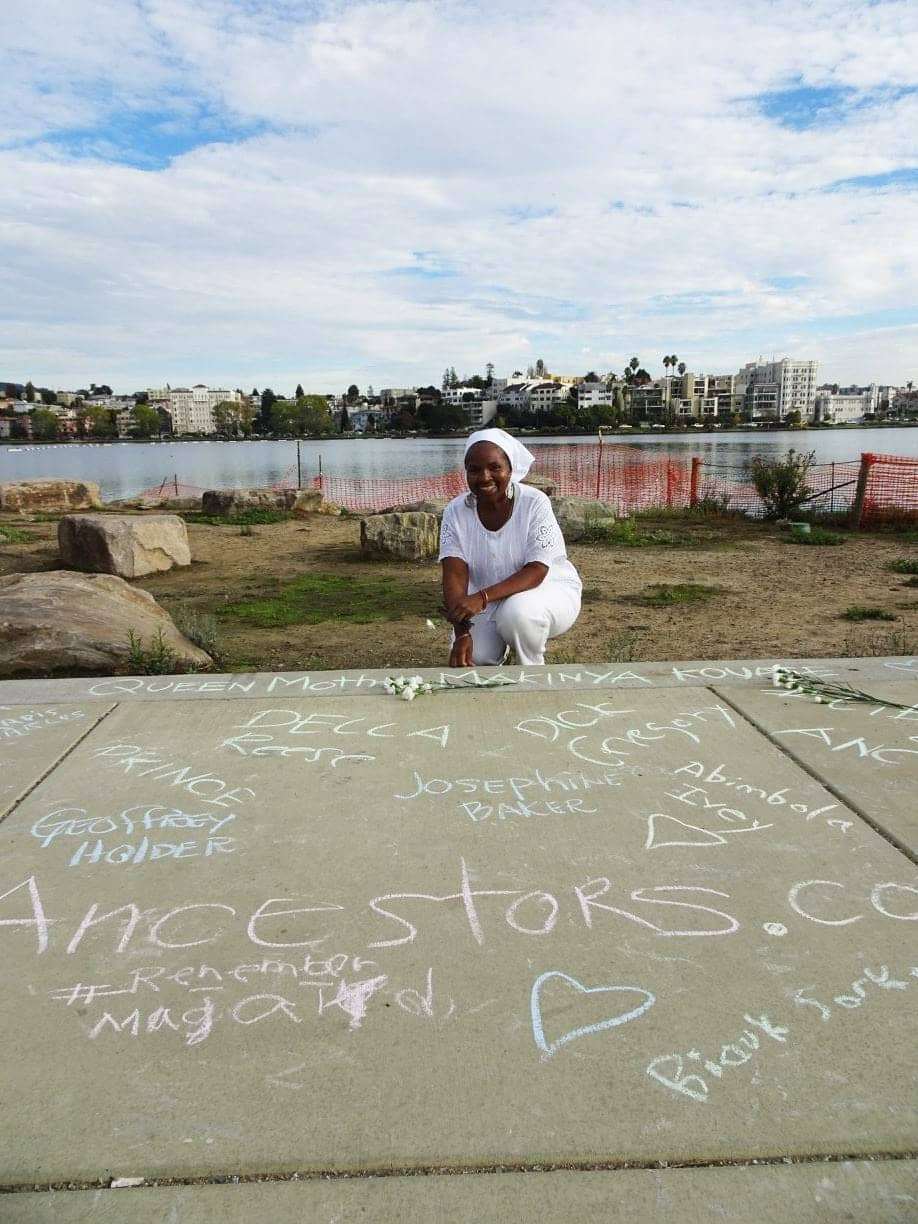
top-left (201, 488), bottom-right (339, 516)
top-left (550, 496), bottom-right (617, 541)
top-left (58, 514), bottom-right (192, 579)
top-left (360, 511), bottom-right (440, 561)
top-left (0, 479), bottom-right (102, 514)
top-left (0, 570), bottom-right (212, 678)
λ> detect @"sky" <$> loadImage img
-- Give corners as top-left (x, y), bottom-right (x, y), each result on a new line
top-left (1, 0), bottom-right (917, 394)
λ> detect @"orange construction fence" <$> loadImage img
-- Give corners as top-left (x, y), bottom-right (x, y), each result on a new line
top-left (133, 449), bottom-right (917, 525)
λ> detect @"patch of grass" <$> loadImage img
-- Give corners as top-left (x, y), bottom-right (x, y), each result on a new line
top-left (785, 527), bottom-right (847, 545)
top-left (221, 571), bottom-right (436, 628)
top-left (606, 628), bottom-right (646, 661)
top-left (623, 583), bottom-right (723, 608)
top-left (841, 606), bottom-right (897, 622)
top-left (890, 558), bottom-right (918, 575)
top-left (127, 628), bottom-right (179, 675)
top-left (183, 508), bottom-right (292, 526)
top-left (842, 629), bottom-right (918, 657)
top-left (580, 516), bottom-right (681, 547)
top-left (0, 525), bottom-right (31, 544)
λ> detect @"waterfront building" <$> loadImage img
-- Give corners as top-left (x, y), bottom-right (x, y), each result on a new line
top-left (465, 399), bottom-right (498, 428)
top-left (814, 385), bottom-right (881, 423)
top-left (442, 385), bottom-right (483, 406)
top-left (736, 358), bottom-right (819, 420)
top-left (167, 385), bottom-right (241, 435)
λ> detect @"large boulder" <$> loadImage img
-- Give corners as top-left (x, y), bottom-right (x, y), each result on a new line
top-left (383, 498), bottom-right (451, 517)
top-left (550, 496), bottom-right (617, 542)
top-left (58, 514), bottom-right (191, 579)
top-left (0, 479), bottom-right (102, 514)
top-left (0, 571), bottom-right (211, 678)
top-left (201, 487), bottom-right (338, 516)
top-left (523, 473), bottom-right (559, 497)
top-left (360, 512), bottom-right (440, 561)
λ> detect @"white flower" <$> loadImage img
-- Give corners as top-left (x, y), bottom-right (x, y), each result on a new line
top-left (383, 678), bottom-right (396, 695)
top-left (400, 686), bottom-right (416, 701)
top-left (814, 695), bottom-right (824, 703)
top-left (410, 675), bottom-right (424, 686)
top-left (425, 619), bottom-right (437, 630)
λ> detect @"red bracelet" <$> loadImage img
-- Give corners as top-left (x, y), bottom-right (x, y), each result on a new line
top-left (479, 589), bottom-right (488, 610)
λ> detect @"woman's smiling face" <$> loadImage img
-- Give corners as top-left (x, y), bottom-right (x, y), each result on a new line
top-left (465, 441), bottom-right (512, 503)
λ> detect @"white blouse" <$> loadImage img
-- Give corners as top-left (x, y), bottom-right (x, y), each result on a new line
top-left (438, 483), bottom-right (582, 595)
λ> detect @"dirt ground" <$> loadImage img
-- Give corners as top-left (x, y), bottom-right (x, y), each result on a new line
top-left (2, 510), bottom-right (916, 672)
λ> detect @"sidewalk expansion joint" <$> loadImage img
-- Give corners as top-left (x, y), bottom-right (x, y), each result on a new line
top-left (710, 685), bottom-right (918, 867)
top-left (0, 702), bottom-right (118, 829)
top-left (2, 1150), bottom-right (916, 1194)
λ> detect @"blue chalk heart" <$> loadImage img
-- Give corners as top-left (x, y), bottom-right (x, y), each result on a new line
top-left (530, 971), bottom-right (655, 1057)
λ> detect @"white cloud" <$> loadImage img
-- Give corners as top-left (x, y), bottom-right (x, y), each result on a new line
top-left (0, 0), bottom-right (916, 390)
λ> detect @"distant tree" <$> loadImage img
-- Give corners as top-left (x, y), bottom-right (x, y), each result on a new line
top-left (3, 383), bottom-right (17, 399)
top-left (465, 374), bottom-right (487, 390)
top-left (449, 366), bottom-right (459, 388)
top-left (339, 404), bottom-right (350, 432)
top-left (485, 362), bottom-right (494, 385)
top-left (24, 380), bottom-right (35, 403)
top-left (212, 401), bottom-right (241, 436)
top-left (89, 383), bottom-right (112, 396)
top-left (251, 387), bottom-right (259, 398)
top-left (134, 391), bottom-right (149, 404)
top-left (634, 368), bottom-right (652, 386)
top-left (367, 384), bottom-right (375, 398)
top-left (260, 387), bottom-right (277, 428)
top-left (614, 386), bottom-right (626, 418)
top-left (677, 361), bottom-right (686, 376)
top-left (132, 404), bottom-right (161, 437)
top-left (295, 383), bottom-right (305, 400)
top-left (584, 371), bottom-right (600, 382)
top-left (395, 408), bottom-right (417, 431)
top-left (346, 383), bottom-right (360, 404)
top-left (535, 358), bottom-right (546, 377)
top-left (299, 394), bottom-right (335, 435)
top-left (418, 401), bottom-right (464, 432)
top-left (10, 418), bottom-right (30, 439)
top-left (80, 404), bottom-right (116, 436)
top-left (663, 356), bottom-right (672, 379)
top-left (31, 408), bottom-right (58, 439)
top-left (526, 365), bottom-right (534, 378)
top-left (39, 388), bottom-right (57, 404)
top-left (442, 368), bottom-right (451, 391)
top-left (270, 399), bottom-right (299, 435)
top-left (237, 401), bottom-right (257, 437)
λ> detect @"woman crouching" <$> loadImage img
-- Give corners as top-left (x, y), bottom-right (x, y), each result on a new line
top-left (438, 428), bottom-right (582, 667)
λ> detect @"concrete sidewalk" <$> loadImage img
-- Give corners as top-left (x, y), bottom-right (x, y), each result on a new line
top-left (0, 656), bottom-right (915, 1221)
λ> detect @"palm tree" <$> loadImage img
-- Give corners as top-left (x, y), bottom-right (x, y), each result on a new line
top-left (678, 361), bottom-right (686, 376)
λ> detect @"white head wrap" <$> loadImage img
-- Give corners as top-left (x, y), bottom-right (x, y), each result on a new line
top-left (464, 428), bottom-right (536, 482)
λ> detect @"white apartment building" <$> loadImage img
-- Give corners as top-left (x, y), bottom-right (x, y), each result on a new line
top-left (465, 399), bottom-right (497, 428)
top-left (442, 385), bottom-right (483, 406)
top-left (528, 381), bottom-right (567, 413)
top-left (736, 359), bottom-right (819, 420)
top-left (814, 384), bottom-right (882, 423)
top-left (577, 383), bottom-right (615, 410)
top-left (168, 385), bottom-right (241, 435)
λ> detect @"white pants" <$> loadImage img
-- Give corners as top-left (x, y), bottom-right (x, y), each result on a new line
top-left (462, 582), bottom-right (581, 666)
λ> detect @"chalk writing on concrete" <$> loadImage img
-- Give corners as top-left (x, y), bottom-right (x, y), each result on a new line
top-left (530, 971), bottom-right (656, 1058)
top-left (91, 744), bottom-right (256, 807)
top-left (31, 804), bottom-right (238, 869)
top-left (646, 1011), bottom-right (791, 1103)
top-left (671, 663), bottom-right (839, 684)
top-left (394, 767), bottom-right (621, 824)
top-left (669, 762), bottom-right (848, 832)
top-left (647, 958), bottom-right (917, 1104)
top-left (644, 812), bottom-right (773, 851)
top-left (3, 869), bottom-right (915, 960)
top-left (0, 707), bottom-right (87, 740)
top-left (775, 726), bottom-right (918, 764)
top-left (47, 956), bottom-right (455, 1045)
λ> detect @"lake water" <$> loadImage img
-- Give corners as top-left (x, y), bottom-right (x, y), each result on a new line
top-left (2, 427), bottom-right (917, 502)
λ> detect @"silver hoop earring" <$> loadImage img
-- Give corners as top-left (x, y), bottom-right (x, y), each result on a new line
top-left (464, 491), bottom-right (477, 508)
top-left (507, 482), bottom-right (515, 501)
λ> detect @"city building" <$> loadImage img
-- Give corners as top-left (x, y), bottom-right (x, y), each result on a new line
top-left (442, 385), bottom-right (483, 406)
top-left (813, 385), bottom-right (881, 423)
top-left (167, 385), bottom-right (241, 435)
top-left (736, 359), bottom-right (819, 420)
top-left (465, 399), bottom-right (497, 428)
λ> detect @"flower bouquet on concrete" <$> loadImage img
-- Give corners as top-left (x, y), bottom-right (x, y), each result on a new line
top-left (772, 665), bottom-right (915, 711)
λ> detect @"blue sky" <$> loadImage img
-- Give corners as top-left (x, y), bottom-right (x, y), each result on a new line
top-left (0, 0), bottom-right (916, 391)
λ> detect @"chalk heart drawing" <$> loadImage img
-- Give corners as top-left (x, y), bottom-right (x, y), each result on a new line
top-left (530, 971), bottom-right (656, 1058)
top-left (645, 813), bottom-right (727, 850)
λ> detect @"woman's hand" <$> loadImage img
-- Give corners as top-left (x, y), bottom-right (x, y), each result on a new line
top-left (446, 591), bottom-right (486, 622)
top-left (449, 633), bottom-right (474, 668)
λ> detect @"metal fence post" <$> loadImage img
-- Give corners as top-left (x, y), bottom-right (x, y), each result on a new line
top-left (297, 441), bottom-right (302, 490)
top-left (690, 457), bottom-right (701, 507)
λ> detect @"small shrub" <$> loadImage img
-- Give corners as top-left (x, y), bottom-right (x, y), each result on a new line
top-left (843, 629), bottom-right (918, 657)
top-left (785, 527), bottom-right (846, 546)
top-left (841, 606), bottom-right (897, 622)
top-left (239, 523), bottom-right (254, 537)
top-left (173, 610), bottom-right (220, 660)
top-left (127, 629), bottom-right (179, 674)
top-left (748, 449), bottom-right (815, 518)
top-left (183, 508), bottom-right (291, 526)
top-left (625, 583), bottom-right (723, 607)
top-left (890, 558), bottom-right (918, 575)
